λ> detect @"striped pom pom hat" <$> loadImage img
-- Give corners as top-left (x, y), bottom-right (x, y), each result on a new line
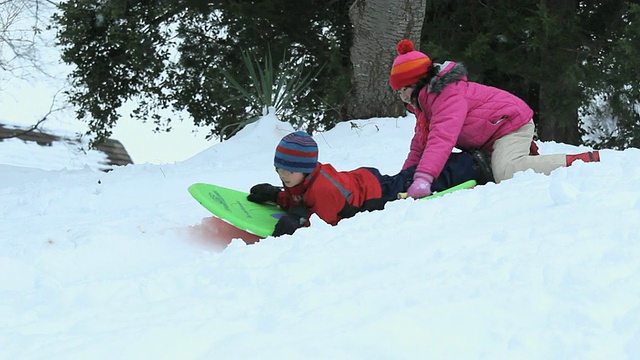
top-left (274, 131), bottom-right (318, 173)
top-left (389, 39), bottom-right (432, 91)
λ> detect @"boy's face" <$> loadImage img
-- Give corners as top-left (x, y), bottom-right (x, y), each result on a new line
top-left (276, 168), bottom-right (306, 188)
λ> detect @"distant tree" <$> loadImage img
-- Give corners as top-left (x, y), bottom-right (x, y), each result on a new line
top-left (52, 0), bottom-right (177, 144)
top-left (53, 0), bottom-right (353, 144)
top-left (0, 0), bottom-right (65, 137)
top-left (421, 0), bottom-right (640, 148)
top-left (1, 0), bottom-right (56, 80)
top-left (580, 2), bottom-right (640, 149)
top-left (421, 0), bottom-right (583, 144)
top-left (53, 0), bottom-right (640, 148)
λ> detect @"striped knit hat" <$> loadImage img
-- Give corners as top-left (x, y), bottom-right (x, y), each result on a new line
top-left (274, 131), bottom-right (318, 173)
top-left (389, 39), bottom-right (432, 91)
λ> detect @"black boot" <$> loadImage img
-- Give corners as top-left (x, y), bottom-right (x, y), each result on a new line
top-left (470, 150), bottom-right (495, 185)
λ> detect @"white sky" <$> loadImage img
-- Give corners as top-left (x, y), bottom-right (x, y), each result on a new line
top-left (0, 64), bottom-right (214, 164)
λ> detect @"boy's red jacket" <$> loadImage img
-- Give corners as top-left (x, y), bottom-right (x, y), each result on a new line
top-left (276, 163), bottom-right (382, 226)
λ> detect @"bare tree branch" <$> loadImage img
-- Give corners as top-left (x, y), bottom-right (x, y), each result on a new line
top-left (0, 89), bottom-right (68, 139)
top-left (0, 0), bottom-right (55, 76)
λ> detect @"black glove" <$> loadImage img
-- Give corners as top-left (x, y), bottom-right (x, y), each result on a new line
top-left (247, 183), bottom-right (281, 204)
top-left (272, 207), bottom-right (308, 237)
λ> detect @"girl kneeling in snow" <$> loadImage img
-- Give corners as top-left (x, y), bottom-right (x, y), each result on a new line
top-left (389, 39), bottom-right (600, 199)
top-left (247, 131), bottom-right (492, 237)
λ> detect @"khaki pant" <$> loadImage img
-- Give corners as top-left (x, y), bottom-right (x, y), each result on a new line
top-left (491, 120), bottom-right (566, 183)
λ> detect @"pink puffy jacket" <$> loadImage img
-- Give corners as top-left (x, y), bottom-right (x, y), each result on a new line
top-left (402, 61), bottom-right (533, 178)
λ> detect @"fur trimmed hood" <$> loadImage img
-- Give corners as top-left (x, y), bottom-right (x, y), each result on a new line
top-left (428, 61), bottom-right (468, 94)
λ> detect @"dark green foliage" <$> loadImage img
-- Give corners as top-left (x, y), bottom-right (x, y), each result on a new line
top-left (53, 0), bottom-right (353, 143)
top-left (54, 0), bottom-right (639, 147)
top-left (53, 0), bottom-right (176, 143)
top-left (581, 2), bottom-right (640, 149)
top-left (219, 47), bottom-right (323, 138)
top-left (422, 0), bottom-right (640, 148)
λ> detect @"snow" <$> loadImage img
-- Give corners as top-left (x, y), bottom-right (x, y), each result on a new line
top-left (2, 111), bottom-right (640, 359)
top-left (0, 123), bottom-right (110, 172)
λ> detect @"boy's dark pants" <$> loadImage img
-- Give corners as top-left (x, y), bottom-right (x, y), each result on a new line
top-left (364, 151), bottom-right (480, 205)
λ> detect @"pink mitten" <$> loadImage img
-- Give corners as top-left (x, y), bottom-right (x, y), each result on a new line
top-left (407, 172), bottom-right (434, 199)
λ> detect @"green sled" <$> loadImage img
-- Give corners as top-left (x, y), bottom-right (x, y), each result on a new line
top-left (188, 179), bottom-right (477, 238)
top-left (397, 179), bottom-right (477, 200)
top-left (188, 183), bottom-right (285, 238)
top-left (424, 179), bottom-right (477, 199)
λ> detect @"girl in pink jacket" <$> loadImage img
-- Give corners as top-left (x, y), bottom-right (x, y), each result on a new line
top-left (389, 39), bottom-right (600, 198)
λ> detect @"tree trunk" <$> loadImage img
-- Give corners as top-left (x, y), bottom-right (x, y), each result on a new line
top-left (346, 0), bottom-right (426, 120)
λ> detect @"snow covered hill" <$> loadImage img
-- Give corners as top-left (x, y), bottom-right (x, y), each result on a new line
top-left (1, 113), bottom-right (639, 359)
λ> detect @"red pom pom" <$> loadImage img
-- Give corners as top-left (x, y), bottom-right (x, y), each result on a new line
top-left (396, 39), bottom-right (415, 55)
